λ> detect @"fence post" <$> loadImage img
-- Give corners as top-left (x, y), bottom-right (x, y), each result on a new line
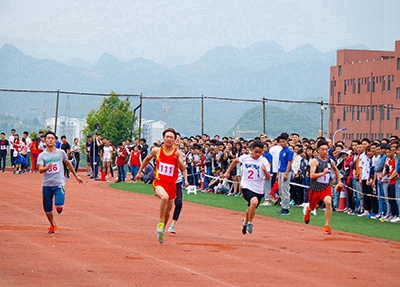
top-left (54, 89), bottom-right (60, 134)
top-left (262, 97), bottom-right (266, 135)
top-left (139, 93), bottom-right (143, 138)
top-left (201, 94), bottom-right (204, 135)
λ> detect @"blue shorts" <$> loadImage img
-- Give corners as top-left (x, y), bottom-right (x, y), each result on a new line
top-left (42, 186), bottom-right (66, 213)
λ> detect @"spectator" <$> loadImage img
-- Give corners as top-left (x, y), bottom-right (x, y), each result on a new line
top-left (71, 138), bottom-right (81, 173)
top-left (0, 132), bottom-right (10, 172)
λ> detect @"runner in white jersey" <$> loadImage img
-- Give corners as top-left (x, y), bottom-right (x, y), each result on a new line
top-left (225, 140), bottom-right (270, 235)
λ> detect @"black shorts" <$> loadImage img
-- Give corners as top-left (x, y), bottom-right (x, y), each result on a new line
top-left (242, 188), bottom-right (263, 208)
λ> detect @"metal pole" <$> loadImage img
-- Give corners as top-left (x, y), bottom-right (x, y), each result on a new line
top-left (320, 101), bottom-right (324, 137)
top-left (262, 97), bottom-right (266, 135)
top-left (201, 94), bottom-right (204, 135)
top-left (54, 89), bottom-right (60, 134)
top-left (138, 93), bottom-right (143, 139)
top-left (130, 104), bottom-right (141, 138)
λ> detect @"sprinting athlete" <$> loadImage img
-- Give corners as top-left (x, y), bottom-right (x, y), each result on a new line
top-left (38, 131), bottom-right (83, 234)
top-left (303, 139), bottom-right (342, 235)
top-left (136, 128), bottom-right (186, 244)
top-left (225, 140), bottom-right (270, 234)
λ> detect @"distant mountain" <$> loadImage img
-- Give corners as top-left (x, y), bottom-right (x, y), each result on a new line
top-left (0, 41), bottom-right (366, 137)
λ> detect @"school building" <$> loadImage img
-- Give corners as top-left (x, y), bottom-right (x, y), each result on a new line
top-left (329, 40), bottom-right (400, 143)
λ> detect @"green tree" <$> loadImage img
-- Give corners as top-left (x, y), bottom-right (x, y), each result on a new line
top-left (83, 91), bottom-right (135, 145)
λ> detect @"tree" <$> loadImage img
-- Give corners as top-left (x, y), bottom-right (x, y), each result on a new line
top-left (83, 91), bottom-right (135, 145)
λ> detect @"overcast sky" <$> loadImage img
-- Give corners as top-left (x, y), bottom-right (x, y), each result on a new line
top-left (1, 0), bottom-right (399, 66)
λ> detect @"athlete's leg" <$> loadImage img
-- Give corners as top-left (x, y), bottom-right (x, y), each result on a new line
top-left (154, 186), bottom-right (170, 222)
top-left (246, 196), bottom-right (259, 223)
top-left (323, 195), bottom-right (333, 227)
top-left (164, 200), bottom-right (174, 226)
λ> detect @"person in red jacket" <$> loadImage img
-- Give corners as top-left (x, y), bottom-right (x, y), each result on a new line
top-left (30, 138), bottom-right (42, 172)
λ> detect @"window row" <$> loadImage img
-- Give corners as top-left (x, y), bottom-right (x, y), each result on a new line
top-left (341, 75), bottom-right (394, 95)
top-left (330, 104), bottom-right (394, 122)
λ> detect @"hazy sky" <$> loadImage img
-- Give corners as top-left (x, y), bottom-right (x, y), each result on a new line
top-left (1, 0), bottom-right (399, 66)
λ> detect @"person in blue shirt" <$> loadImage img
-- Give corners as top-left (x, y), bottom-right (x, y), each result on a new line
top-left (276, 132), bottom-right (294, 215)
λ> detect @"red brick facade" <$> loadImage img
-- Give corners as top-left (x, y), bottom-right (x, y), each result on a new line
top-left (329, 40), bottom-right (400, 143)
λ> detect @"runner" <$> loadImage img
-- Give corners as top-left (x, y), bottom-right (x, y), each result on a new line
top-left (37, 131), bottom-right (83, 234)
top-left (224, 140), bottom-right (270, 234)
top-left (136, 128), bottom-right (186, 244)
top-left (303, 139), bottom-right (342, 235)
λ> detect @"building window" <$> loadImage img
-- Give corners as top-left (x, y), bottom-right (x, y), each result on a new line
top-left (372, 77), bottom-right (376, 92)
top-left (352, 79), bottom-right (356, 94)
top-left (338, 66), bottom-right (342, 76)
top-left (388, 75), bottom-right (392, 92)
top-left (344, 80), bottom-right (347, 95)
top-left (358, 78), bottom-right (362, 94)
top-left (366, 106), bottom-right (370, 121)
top-left (387, 104), bottom-right (391, 120)
top-left (396, 118), bottom-right (400, 130)
top-left (351, 106), bottom-right (355, 121)
top-left (338, 92), bottom-right (342, 103)
top-left (367, 77), bottom-right (370, 93)
top-left (397, 87), bottom-right (400, 100)
top-left (343, 107), bottom-right (346, 121)
top-left (380, 105), bottom-right (385, 121)
top-left (398, 58), bottom-right (400, 70)
top-left (371, 106), bottom-right (375, 121)
top-left (357, 106), bottom-right (361, 121)
top-left (337, 119), bottom-right (341, 130)
top-left (382, 76), bottom-right (386, 92)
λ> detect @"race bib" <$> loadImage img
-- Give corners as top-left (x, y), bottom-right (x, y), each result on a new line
top-left (0, 145), bottom-right (5, 150)
top-left (159, 162), bottom-right (175, 177)
top-left (47, 163), bottom-right (60, 174)
top-left (317, 173), bottom-right (330, 184)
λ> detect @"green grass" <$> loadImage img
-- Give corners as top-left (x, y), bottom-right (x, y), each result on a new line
top-left (111, 182), bottom-right (400, 242)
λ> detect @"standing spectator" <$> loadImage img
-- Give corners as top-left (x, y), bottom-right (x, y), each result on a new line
top-left (140, 138), bottom-right (148, 161)
top-left (276, 132), bottom-right (293, 216)
top-left (89, 134), bottom-right (101, 180)
top-left (9, 129), bottom-right (16, 167)
top-left (60, 136), bottom-right (71, 179)
top-left (30, 137), bottom-right (42, 172)
top-left (0, 132), bottom-right (9, 172)
top-left (84, 135), bottom-right (92, 176)
top-left (268, 137), bottom-right (282, 201)
top-left (380, 143), bottom-right (398, 221)
top-left (19, 137), bottom-right (30, 170)
top-left (71, 138), bottom-right (81, 173)
top-left (129, 145), bottom-right (141, 180)
top-left (115, 142), bottom-right (127, 183)
top-left (22, 131), bottom-right (32, 168)
top-left (102, 140), bottom-right (114, 180)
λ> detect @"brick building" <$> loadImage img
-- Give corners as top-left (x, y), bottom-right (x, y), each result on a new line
top-left (329, 40), bottom-right (400, 143)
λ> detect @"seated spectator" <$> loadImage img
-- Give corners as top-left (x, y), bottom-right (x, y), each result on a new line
top-left (141, 162), bottom-right (154, 184)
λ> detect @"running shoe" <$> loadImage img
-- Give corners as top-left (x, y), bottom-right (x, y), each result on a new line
top-left (260, 201), bottom-right (271, 206)
top-left (247, 222), bottom-right (253, 234)
top-left (168, 224), bottom-right (176, 234)
top-left (156, 221), bottom-right (165, 244)
top-left (276, 209), bottom-right (290, 215)
top-left (242, 218), bottom-right (247, 235)
top-left (323, 225), bottom-right (332, 235)
top-left (56, 207), bottom-right (63, 214)
top-left (48, 225), bottom-right (58, 234)
top-left (304, 213), bottom-right (311, 224)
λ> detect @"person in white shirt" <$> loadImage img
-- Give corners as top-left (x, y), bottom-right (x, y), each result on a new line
top-left (225, 140), bottom-right (270, 235)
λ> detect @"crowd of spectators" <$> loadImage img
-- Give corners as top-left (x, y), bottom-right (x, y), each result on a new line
top-left (2, 128), bottom-right (400, 223)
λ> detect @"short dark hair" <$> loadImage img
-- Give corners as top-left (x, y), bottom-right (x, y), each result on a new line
top-left (45, 131), bottom-right (56, 139)
top-left (162, 128), bottom-right (177, 139)
top-left (250, 140), bottom-right (264, 149)
top-left (61, 135), bottom-right (66, 140)
top-left (279, 132), bottom-right (289, 141)
top-left (1, 132), bottom-right (5, 135)
top-left (317, 139), bottom-right (329, 149)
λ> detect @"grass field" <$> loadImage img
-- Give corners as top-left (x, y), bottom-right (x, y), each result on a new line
top-left (111, 182), bottom-right (400, 242)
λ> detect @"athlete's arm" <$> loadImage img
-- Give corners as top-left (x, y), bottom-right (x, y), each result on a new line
top-left (330, 159), bottom-right (342, 186)
top-left (224, 158), bottom-right (239, 179)
top-left (64, 158), bottom-right (83, 183)
top-left (262, 163), bottom-right (271, 181)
